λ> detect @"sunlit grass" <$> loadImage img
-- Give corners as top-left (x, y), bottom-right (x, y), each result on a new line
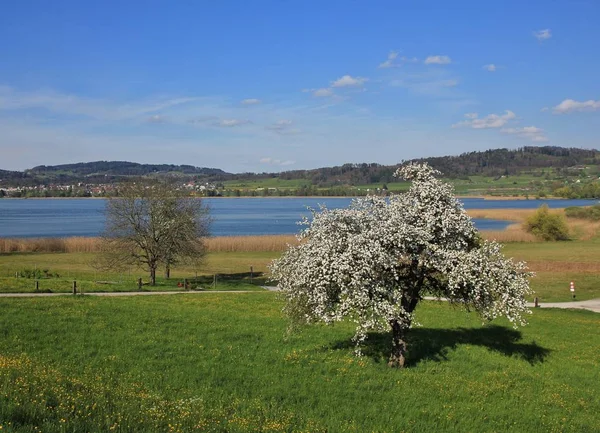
top-left (0, 295), bottom-right (598, 432)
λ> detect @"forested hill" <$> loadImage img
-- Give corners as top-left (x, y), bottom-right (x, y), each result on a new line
top-left (1, 146), bottom-right (599, 187)
top-left (252, 146), bottom-right (600, 186)
top-left (27, 161), bottom-right (227, 177)
top-left (411, 146), bottom-right (600, 178)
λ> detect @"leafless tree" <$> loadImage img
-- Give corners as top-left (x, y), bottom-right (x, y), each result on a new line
top-left (98, 179), bottom-right (210, 285)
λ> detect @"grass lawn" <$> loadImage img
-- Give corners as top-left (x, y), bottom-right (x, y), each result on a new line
top-left (0, 294), bottom-right (598, 432)
top-left (0, 252), bottom-right (279, 293)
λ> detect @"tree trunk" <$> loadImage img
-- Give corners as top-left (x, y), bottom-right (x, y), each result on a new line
top-left (150, 266), bottom-right (156, 286)
top-left (165, 265), bottom-right (170, 279)
top-left (388, 319), bottom-right (409, 368)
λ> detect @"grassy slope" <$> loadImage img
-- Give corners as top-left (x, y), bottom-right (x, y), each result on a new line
top-left (0, 295), bottom-right (598, 432)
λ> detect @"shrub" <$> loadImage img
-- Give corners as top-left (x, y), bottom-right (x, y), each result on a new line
top-left (524, 205), bottom-right (570, 241)
top-left (564, 204), bottom-right (600, 221)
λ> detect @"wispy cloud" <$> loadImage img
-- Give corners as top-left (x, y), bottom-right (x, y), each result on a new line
top-left (424, 55), bottom-right (451, 65)
top-left (378, 51), bottom-right (399, 69)
top-left (265, 119), bottom-right (300, 135)
top-left (533, 29), bottom-right (552, 41)
top-left (0, 86), bottom-right (200, 121)
top-left (214, 119), bottom-right (251, 127)
top-left (312, 88), bottom-right (334, 97)
top-left (483, 64), bottom-right (497, 72)
top-left (501, 126), bottom-right (548, 142)
top-left (552, 98), bottom-right (600, 114)
top-left (259, 157), bottom-right (295, 167)
top-left (331, 75), bottom-right (368, 88)
top-left (147, 114), bottom-right (168, 123)
top-left (453, 110), bottom-right (516, 129)
top-left (241, 98), bottom-right (261, 105)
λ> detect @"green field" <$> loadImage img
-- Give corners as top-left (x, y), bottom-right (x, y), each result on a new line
top-left (0, 252), bottom-right (278, 294)
top-left (0, 295), bottom-right (598, 432)
top-left (2, 242), bottom-right (600, 301)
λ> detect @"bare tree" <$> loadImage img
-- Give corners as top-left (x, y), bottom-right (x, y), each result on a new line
top-left (99, 179), bottom-right (210, 286)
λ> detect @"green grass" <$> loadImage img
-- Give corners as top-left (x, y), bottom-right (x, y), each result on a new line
top-left (2, 244), bottom-right (600, 301)
top-left (0, 295), bottom-right (598, 432)
top-left (0, 252), bottom-right (278, 293)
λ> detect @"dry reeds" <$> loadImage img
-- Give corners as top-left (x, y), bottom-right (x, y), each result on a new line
top-left (0, 237), bottom-right (101, 254)
top-left (205, 235), bottom-right (299, 252)
top-left (0, 235), bottom-right (299, 254)
top-left (480, 224), bottom-right (538, 243)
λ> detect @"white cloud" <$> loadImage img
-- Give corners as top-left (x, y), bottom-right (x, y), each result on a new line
top-left (147, 114), bottom-right (167, 123)
top-left (266, 119), bottom-right (300, 135)
top-left (400, 56), bottom-right (419, 63)
top-left (533, 29), bottom-right (552, 41)
top-left (259, 157), bottom-right (295, 166)
top-left (552, 98), bottom-right (600, 114)
top-left (424, 55), bottom-right (451, 65)
top-left (313, 88), bottom-right (334, 97)
top-left (483, 64), bottom-right (497, 72)
top-left (453, 110), bottom-right (516, 129)
top-left (215, 119), bottom-right (250, 127)
top-left (331, 75), bottom-right (368, 88)
top-left (501, 126), bottom-right (548, 142)
top-left (378, 51), bottom-right (399, 69)
top-left (241, 98), bottom-right (261, 105)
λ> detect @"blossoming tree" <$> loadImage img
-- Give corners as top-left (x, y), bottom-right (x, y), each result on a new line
top-left (270, 163), bottom-right (532, 368)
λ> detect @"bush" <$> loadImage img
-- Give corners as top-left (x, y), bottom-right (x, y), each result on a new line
top-left (564, 204), bottom-right (600, 221)
top-left (524, 205), bottom-right (570, 241)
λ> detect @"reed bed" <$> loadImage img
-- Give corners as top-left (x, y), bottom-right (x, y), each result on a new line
top-left (0, 235), bottom-right (299, 254)
top-left (480, 224), bottom-right (538, 243)
top-left (205, 235), bottom-right (298, 252)
top-left (0, 237), bottom-right (100, 254)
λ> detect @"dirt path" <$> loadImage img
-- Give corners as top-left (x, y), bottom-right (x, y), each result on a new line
top-left (0, 290), bottom-right (257, 297)
top-left (1, 289), bottom-right (598, 313)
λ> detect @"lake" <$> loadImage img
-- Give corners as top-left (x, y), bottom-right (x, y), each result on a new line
top-left (0, 197), bottom-right (597, 238)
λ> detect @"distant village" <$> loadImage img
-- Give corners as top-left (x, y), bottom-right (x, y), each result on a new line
top-left (0, 180), bottom-right (221, 198)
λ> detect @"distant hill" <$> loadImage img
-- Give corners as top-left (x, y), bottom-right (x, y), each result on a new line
top-left (411, 146), bottom-right (600, 178)
top-left (249, 146), bottom-right (600, 187)
top-left (1, 146), bottom-right (599, 188)
top-left (27, 161), bottom-right (228, 178)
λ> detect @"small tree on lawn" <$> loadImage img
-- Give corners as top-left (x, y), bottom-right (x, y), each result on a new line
top-left (270, 163), bottom-right (532, 368)
top-left (99, 179), bottom-right (210, 285)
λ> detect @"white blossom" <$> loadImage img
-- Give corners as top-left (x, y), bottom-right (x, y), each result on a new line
top-left (270, 163), bottom-right (532, 367)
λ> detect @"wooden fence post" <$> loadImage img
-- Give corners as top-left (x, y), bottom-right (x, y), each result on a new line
top-left (138, 278), bottom-right (142, 290)
top-left (250, 266), bottom-right (253, 284)
top-left (35, 280), bottom-right (39, 292)
top-left (72, 280), bottom-right (77, 295)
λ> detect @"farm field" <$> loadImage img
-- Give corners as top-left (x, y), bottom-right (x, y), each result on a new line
top-left (0, 294), bottom-right (598, 432)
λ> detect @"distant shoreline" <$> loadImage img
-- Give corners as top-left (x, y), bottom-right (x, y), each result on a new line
top-left (0, 195), bottom-right (572, 201)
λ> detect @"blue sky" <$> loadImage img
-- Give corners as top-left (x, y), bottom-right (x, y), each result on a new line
top-left (0, 0), bottom-right (598, 173)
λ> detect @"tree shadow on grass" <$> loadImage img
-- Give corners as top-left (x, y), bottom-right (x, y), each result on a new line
top-left (331, 325), bottom-right (551, 367)
top-left (191, 271), bottom-right (268, 286)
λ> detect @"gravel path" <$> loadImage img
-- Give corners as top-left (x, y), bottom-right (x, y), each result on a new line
top-left (1, 288), bottom-right (598, 313)
top-left (0, 290), bottom-right (257, 297)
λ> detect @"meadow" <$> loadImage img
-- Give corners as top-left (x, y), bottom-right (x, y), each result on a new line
top-left (1, 294), bottom-right (599, 432)
top-left (1, 208), bottom-right (600, 431)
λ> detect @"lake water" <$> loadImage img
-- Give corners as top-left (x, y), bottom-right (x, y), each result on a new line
top-left (0, 197), bottom-right (597, 238)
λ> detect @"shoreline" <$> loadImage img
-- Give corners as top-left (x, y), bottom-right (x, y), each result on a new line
top-left (0, 195), bottom-right (580, 201)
